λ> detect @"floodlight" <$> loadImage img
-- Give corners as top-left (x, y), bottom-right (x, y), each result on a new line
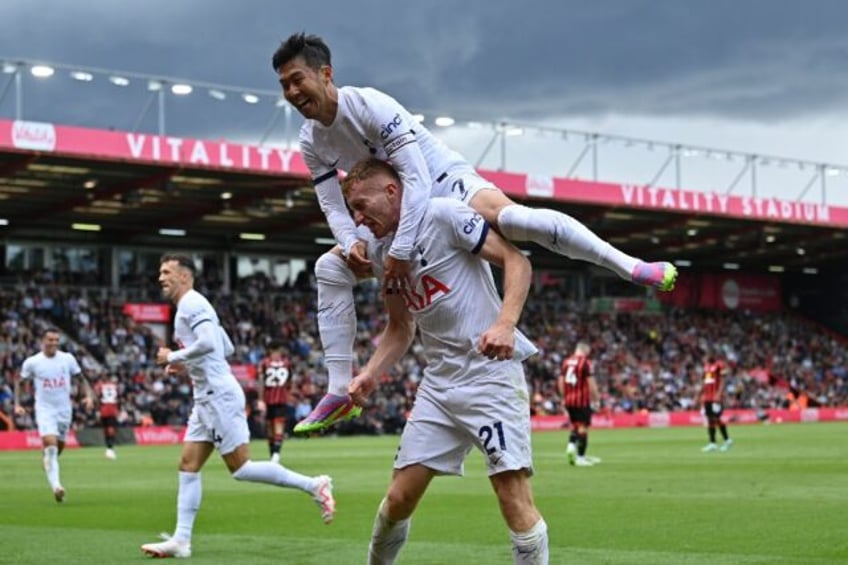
top-left (30, 65), bottom-right (55, 78)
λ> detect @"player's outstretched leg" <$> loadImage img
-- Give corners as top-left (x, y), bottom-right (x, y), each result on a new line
top-left (294, 393), bottom-right (362, 434)
top-left (495, 202), bottom-right (678, 291)
top-left (295, 252), bottom-right (362, 433)
top-left (311, 475), bottom-right (336, 525)
top-left (632, 261), bottom-right (678, 291)
top-left (231, 461), bottom-right (336, 524)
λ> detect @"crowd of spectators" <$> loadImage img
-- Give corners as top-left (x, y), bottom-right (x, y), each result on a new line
top-left (1, 269), bottom-right (847, 437)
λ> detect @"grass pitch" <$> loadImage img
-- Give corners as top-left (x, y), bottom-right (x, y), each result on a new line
top-left (1, 422), bottom-right (846, 564)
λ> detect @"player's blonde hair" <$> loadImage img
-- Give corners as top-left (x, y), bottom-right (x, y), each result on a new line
top-left (340, 158), bottom-right (401, 197)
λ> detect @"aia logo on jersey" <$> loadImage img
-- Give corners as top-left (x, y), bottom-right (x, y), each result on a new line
top-left (42, 376), bottom-right (67, 390)
top-left (462, 213), bottom-right (482, 234)
top-left (401, 275), bottom-right (451, 312)
top-left (380, 113), bottom-right (403, 139)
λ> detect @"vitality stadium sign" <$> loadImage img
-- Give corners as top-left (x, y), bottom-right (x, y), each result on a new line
top-left (2, 119), bottom-right (846, 227)
top-left (2, 119), bottom-right (308, 175)
top-left (479, 170), bottom-right (848, 228)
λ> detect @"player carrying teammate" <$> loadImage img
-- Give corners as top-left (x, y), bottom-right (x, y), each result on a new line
top-left (344, 158), bottom-right (549, 564)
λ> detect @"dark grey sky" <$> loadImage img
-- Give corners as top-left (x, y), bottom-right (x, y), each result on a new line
top-left (1, 0), bottom-right (846, 193)
top-left (3, 1), bottom-right (847, 119)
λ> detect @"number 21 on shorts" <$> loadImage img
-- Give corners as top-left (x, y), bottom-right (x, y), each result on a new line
top-left (478, 421), bottom-right (506, 455)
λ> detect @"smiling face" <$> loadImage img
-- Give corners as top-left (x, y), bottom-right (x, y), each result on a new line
top-left (41, 330), bottom-right (60, 357)
top-left (278, 56), bottom-right (337, 126)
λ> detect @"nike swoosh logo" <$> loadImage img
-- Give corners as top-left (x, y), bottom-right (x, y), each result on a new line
top-left (328, 158), bottom-right (340, 168)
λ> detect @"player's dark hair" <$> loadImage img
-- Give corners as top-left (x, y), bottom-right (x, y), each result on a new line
top-left (268, 340), bottom-right (283, 351)
top-left (341, 158), bottom-right (402, 196)
top-left (159, 253), bottom-right (196, 276)
top-left (43, 327), bottom-right (60, 337)
top-left (272, 32), bottom-right (332, 72)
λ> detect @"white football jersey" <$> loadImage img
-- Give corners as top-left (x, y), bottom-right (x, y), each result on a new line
top-left (300, 86), bottom-right (474, 260)
top-left (172, 289), bottom-right (240, 399)
top-left (20, 350), bottom-right (82, 412)
top-left (367, 198), bottom-right (537, 389)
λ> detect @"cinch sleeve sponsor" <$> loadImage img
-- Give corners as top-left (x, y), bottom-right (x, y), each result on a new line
top-left (360, 89), bottom-right (430, 261)
top-left (438, 199), bottom-right (488, 253)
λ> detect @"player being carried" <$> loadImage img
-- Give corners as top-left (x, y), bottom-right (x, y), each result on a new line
top-left (271, 32), bottom-right (678, 433)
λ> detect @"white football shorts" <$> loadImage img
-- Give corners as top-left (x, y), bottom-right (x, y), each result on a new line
top-left (432, 170), bottom-right (498, 205)
top-left (394, 361), bottom-right (534, 477)
top-left (35, 405), bottom-right (71, 440)
top-left (184, 386), bottom-right (249, 455)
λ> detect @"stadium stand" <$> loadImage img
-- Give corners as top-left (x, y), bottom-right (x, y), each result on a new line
top-left (3, 268), bottom-right (846, 437)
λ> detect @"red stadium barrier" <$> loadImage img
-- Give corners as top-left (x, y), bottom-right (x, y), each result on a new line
top-left (0, 426), bottom-right (183, 450)
top-left (2, 411), bottom-right (846, 449)
top-left (0, 430), bottom-right (79, 450)
top-left (531, 407), bottom-right (848, 431)
top-left (133, 426), bottom-right (186, 446)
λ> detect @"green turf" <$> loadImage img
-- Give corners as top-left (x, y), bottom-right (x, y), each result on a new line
top-left (1, 422), bottom-right (846, 564)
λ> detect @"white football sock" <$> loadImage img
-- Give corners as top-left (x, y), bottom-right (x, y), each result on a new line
top-left (315, 252), bottom-right (358, 396)
top-left (173, 471), bottom-right (201, 542)
top-left (369, 498), bottom-right (411, 565)
top-left (43, 445), bottom-right (60, 489)
top-left (510, 518), bottom-right (549, 565)
top-left (232, 460), bottom-right (314, 492)
top-left (497, 204), bottom-right (638, 280)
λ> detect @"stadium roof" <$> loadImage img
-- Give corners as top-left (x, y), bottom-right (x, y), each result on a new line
top-left (0, 119), bottom-right (846, 275)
